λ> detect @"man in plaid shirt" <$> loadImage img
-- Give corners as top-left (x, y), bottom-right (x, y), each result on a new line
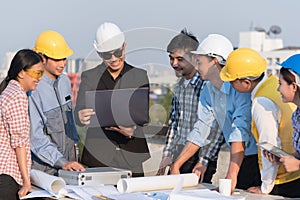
top-left (157, 29), bottom-right (224, 183)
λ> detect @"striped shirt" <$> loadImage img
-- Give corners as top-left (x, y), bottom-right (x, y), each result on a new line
top-left (0, 80), bottom-right (31, 185)
top-left (163, 72), bottom-right (224, 165)
top-left (292, 107), bottom-right (300, 154)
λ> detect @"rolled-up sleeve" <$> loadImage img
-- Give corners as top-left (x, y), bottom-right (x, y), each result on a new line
top-left (253, 97), bottom-right (280, 193)
top-left (227, 92), bottom-right (252, 145)
top-left (9, 96), bottom-right (29, 148)
top-left (187, 86), bottom-right (213, 147)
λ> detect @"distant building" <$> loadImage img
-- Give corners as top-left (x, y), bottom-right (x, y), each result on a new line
top-left (239, 31), bottom-right (283, 52)
top-left (0, 51), bottom-right (16, 80)
top-left (67, 73), bottom-right (81, 106)
top-left (238, 31), bottom-right (300, 76)
top-left (66, 58), bottom-right (100, 73)
top-left (2, 30), bottom-right (298, 101)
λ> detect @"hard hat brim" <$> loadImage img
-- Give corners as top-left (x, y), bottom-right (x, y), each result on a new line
top-left (190, 49), bottom-right (207, 55)
top-left (220, 67), bottom-right (237, 82)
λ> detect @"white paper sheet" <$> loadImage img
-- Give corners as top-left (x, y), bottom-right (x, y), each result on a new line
top-left (65, 185), bottom-right (120, 200)
top-left (30, 169), bottom-right (66, 195)
top-left (169, 189), bottom-right (246, 200)
top-left (20, 190), bottom-right (55, 199)
top-left (20, 185), bottom-right (66, 199)
top-left (117, 173), bottom-right (198, 193)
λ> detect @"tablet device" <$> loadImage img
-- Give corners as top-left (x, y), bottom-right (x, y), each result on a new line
top-left (257, 142), bottom-right (292, 157)
top-left (85, 88), bottom-right (149, 127)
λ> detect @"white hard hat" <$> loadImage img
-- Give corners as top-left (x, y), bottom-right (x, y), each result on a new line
top-left (93, 22), bottom-right (125, 52)
top-left (191, 34), bottom-right (233, 65)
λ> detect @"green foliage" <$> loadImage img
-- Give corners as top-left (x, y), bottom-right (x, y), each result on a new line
top-left (149, 87), bottom-right (173, 125)
top-left (160, 88), bottom-right (173, 123)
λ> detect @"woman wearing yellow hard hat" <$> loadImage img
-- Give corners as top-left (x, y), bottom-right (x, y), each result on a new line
top-left (220, 48), bottom-right (300, 198)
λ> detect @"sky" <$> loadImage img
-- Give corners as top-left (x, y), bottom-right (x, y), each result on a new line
top-left (0, 0), bottom-right (299, 67)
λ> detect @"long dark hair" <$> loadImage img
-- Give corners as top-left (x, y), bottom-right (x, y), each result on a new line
top-left (0, 49), bottom-right (42, 94)
top-left (280, 67), bottom-right (295, 85)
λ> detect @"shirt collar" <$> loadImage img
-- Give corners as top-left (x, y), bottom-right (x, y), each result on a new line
top-left (104, 61), bottom-right (130, 79)
top-left (10, 79), bottom-right (24, 91)
top-left (220, 82), bottom-right (231, 95)
top-left (190, 71), bottom-right (202, 86)
top-left (251, 73), bottom-right (268, 101)
top-left (180, 71), bottom-right (202, 87)
top-left (42, 73), bottom-right (61, 86)
top-left (119, 62), bottom-right (130, 76)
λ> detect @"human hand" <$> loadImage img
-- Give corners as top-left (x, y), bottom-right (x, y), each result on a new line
top-left (156, 156), bottom-right (172, 175)
top-left (18, 182), bottom-right (31, 198)
top-left (170, 162), bottom-right (181, 175)
top-left (263, 150), bottom-right (280, 164)
top-left (105, 125), bottom-right (136, 137)
top-left (62, 161), bottom-right (86, 171)
top-left (247, 186), bottom-right (263, 194)
top-left (192, 162), bottom-right (207, 183)
top-left (225, 174), bottom-right (237, 194)
top-left (280, 155), bottom-right (300, 172)
top-left (78, 109), bottom-right (95, 125)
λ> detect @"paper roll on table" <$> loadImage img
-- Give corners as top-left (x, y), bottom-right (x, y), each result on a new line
top-left (30, 169), bottom-right (66, 195)
top-left (117, 173), bottom-right (198, 193)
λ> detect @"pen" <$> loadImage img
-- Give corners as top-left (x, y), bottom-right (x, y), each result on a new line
top-left (93, 195), bottom-right (115, 200)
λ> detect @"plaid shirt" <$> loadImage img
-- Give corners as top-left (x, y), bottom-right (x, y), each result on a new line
top-left (163, 72), bottom-right (224, 165)
top-left (0, 80), bottom-right (31, 185)
top-left (292, 107), bottom-right (300, 154)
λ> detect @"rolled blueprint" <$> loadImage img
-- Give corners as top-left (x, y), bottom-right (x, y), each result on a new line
top-left (30, 169), bottom-right (66, 195)
top-left (117, 173), bottom-right (198, 193)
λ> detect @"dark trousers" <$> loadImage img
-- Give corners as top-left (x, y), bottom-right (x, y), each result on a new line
top-left (173, 145), bottom-right (217, 184)
top-left (236, 154), bottom-right (261, 190)
top-left (0, 174), bottom-right (20, 200)
top-left (271, 177), bottom-right (300, 198)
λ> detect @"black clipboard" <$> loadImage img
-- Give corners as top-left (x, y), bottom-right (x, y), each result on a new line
top-left (257, 142), bottom-right (292, 157)
top-left (85, 87), bottom-right (149, 127)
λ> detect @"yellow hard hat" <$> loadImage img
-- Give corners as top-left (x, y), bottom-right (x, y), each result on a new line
top-left (33, 30), bottom-right (73, 59)
top-left (220, 48), bottom-right (267, 81)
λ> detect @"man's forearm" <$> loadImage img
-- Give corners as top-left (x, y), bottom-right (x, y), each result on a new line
top-left (226, 142), bottom-right (245, 179)
top-left (173, 142), bottom-right (200, 168)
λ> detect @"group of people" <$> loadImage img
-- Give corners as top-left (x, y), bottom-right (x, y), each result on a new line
top-left (0, 21), bottom-right (300, 200)
top-left (158, 30), bottom-right (300, 198)
top-left (0, 22), bottom-right (150, 200)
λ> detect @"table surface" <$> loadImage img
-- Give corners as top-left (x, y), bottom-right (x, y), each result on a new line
top-left (29, 183), bottom-right (300, 200)
top-left (201, 183), bottom-right (299, 200)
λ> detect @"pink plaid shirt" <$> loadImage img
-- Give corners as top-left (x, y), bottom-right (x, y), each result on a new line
top-left (0, 80), bottom-right (31, 185)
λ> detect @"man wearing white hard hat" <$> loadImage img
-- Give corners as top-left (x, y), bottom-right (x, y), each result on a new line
top-left (75, 22), bottom-right (150, 177)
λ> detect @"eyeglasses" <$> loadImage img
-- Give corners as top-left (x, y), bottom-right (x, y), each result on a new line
top-left (25, 69), bottom-right (44, 79)
top-left (100, 46), bottom-right (124, 60)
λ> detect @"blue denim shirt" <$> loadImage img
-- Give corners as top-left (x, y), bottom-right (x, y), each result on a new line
top-left (188, 82), bottom-right (257, 156)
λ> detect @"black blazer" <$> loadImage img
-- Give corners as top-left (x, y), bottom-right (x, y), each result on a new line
top-left (75, 62), bottom-right (150, 167)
